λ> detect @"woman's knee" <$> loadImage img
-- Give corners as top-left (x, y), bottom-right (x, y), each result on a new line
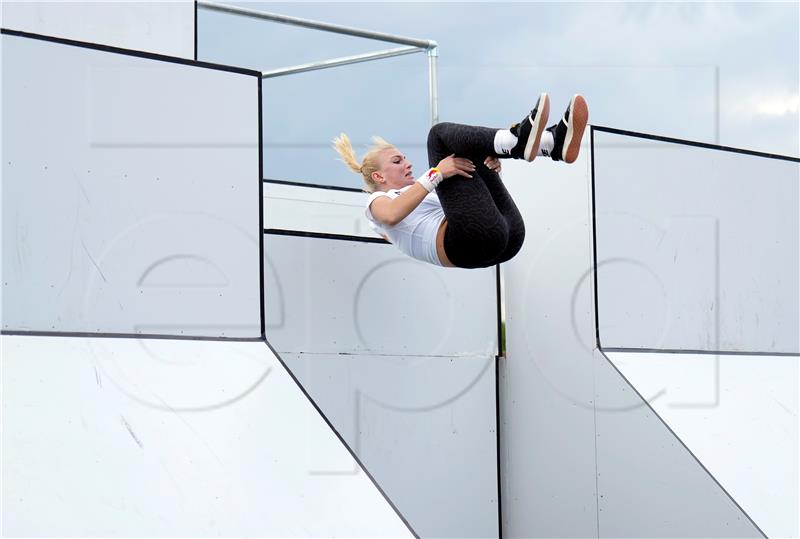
top-left (427, 122), bottom-right (456, 148)
top-left (494, 226), bottom-right (525, 265)
top-left (428, 122), bottom-right (451, 137)
top-left (507, 221), bottom-right (525, 256)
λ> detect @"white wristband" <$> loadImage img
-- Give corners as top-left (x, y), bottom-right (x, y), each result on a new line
top-left (416, 167), bottom-right (443, 193)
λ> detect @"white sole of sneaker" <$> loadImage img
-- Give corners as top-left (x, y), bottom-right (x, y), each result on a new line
top-left (562, 94), bottom-right (588, 164)
top-left (524, 92), bottom-right (550, 161)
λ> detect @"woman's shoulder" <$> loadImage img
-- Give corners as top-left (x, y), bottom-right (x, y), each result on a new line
top-left (365, 190), bottom-right (390, 206)
top-left (366, 187), bottom-right (405, 204)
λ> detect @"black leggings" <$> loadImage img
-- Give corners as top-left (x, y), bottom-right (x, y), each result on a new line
top-left (428, 122), bottom-right (526, 269)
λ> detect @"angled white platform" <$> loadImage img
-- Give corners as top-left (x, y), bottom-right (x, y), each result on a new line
top-left (1, 334), bottom-right (414, 537)
top-left (606, 350), bottom-right (798, 538)
top-left (500, 153), bottom-right (768, 538)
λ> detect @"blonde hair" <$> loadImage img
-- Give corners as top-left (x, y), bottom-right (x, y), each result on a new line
top-left (332, 133), bottom-right (395, 193)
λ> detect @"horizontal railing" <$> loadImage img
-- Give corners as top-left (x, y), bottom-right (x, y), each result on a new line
top-left (197, 1), bottom-right (436, 49)
top-left (197, 0), bottom-right (438, 124)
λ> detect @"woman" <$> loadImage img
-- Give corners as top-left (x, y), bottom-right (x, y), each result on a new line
top-left (333, 93), bottom-right (588, 269)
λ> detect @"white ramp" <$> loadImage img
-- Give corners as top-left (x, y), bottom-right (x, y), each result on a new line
top-left (592, 127), bottom-right (799, 537)
top-left (1, 334), bottom-right (414, 537)
top-left (606, 350), bottom-right (798, 538)
top-left (499, 144), bottom-right (768, 537)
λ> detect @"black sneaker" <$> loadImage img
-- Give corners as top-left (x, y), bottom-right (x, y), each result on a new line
top-left (509, 92), bottom-right (550, 161)
top-left (548, 94), bottom-right (588, 163)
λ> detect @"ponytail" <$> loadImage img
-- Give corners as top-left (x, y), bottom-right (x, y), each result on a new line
top-left (332, 133), bottom-right (395, 193)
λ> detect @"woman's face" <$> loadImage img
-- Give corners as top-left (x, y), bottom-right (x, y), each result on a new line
top-left (374, 148), bottom-right (414, 190)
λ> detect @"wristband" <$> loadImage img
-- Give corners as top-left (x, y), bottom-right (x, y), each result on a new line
top-left (416, 167), bottom-right (443, 193)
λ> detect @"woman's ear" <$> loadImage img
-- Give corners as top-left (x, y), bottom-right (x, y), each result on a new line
top-left (372, 171), bottom-right (383, 184)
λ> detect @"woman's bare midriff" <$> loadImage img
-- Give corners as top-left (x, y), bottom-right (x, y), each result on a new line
top-left (436, 218), bottom-right (456, 267)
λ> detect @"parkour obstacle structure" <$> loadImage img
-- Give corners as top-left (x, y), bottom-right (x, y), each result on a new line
top-left (1, 3), bottom-right (798, 538)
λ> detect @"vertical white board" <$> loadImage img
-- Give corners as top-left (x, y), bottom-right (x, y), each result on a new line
top-left (592, 129), bottom-right (799, 354)
top-left (500, 157), bottom-right (600, 538)
top-left (2, 34), bottom-right (261, 338)
top-left (2, 1), bottom-right (195, 58)
top-left (264, 233), bottom-right (498, 356)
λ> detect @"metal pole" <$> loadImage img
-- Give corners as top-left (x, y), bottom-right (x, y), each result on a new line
top-left (428, 45), bottom-right (439, 126)
top-left (714, 65), bottom-right (720, 144)
top-left (261, 46), bottom-right (424, 79)
top-left (198, 0), bottom-right (436, 50)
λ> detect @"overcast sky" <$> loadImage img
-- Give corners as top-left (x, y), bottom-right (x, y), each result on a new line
top-left (198, 2), bottom-right (799, 188)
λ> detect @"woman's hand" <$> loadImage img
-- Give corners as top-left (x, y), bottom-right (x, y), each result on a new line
top-left (437, 154), bottom-right (475, 179)
top-left (484, 156), bottom-right (502, 173)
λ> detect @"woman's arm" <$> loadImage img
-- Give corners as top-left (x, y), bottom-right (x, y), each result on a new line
top-left (369, 155), bottom-right (475, 227)
top-left (369, 183), bottom-right (430, 226)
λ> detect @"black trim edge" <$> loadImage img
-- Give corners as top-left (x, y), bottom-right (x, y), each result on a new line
top-left (1, 330), bottom-right (263, 342)
top-left (263, 178), bottom-right (365, 193)
top-left (259, 338), bottom-right (420, 538)
top-left (258, 78), bottom-right (266, 340)
top-left (602, 346), bottom-right (800, 358)
top-left (495, 265), bottom-right (504, 358)
top-left (264, 228), bottom-right (389, 244)
top-left (495, 355), bottom-right (503, 539)
top-left (590, 127), bottom-right (602, 350)
top-left (596, 348), bottom-right (768, 538)
top-left (1, 28), bottom-right (261, 77)
top-left (592, 125), bottom-right (800, 162)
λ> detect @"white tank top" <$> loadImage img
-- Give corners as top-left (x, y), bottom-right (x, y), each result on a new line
top-left (365, 185), bottom-right (445, 266)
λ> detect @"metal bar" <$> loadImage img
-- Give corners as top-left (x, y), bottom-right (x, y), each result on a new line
top-left (260, 46), bottom-right (423, 79)
top-left (198, 0), bottom-right (436, 49)
top-left (427, 46), bottom-right (439, 125)
top-left (714, 65), bottom-right (720, 144)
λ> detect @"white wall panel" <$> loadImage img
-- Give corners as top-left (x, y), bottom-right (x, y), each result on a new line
top-left (264, 233), bottom-right (499, 536)
top-left (500, 157), bottom-right (600, 538)
top-left (607, 350), bottom-right (798, 538)
top-left (1, 335), bottom-right (413, 537)
top-left (263, 182), bottom-right (376, 238)
top-left (264, 233), bottom-right (497, 357)
top-left (1, 1), bottom-right (194, 58)
top-left (2, 34), bottom-right (261, 338)
top-left (593, 131), bottom-right (799, 354)
top-left (281, 351), bottom-right (499, 538)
